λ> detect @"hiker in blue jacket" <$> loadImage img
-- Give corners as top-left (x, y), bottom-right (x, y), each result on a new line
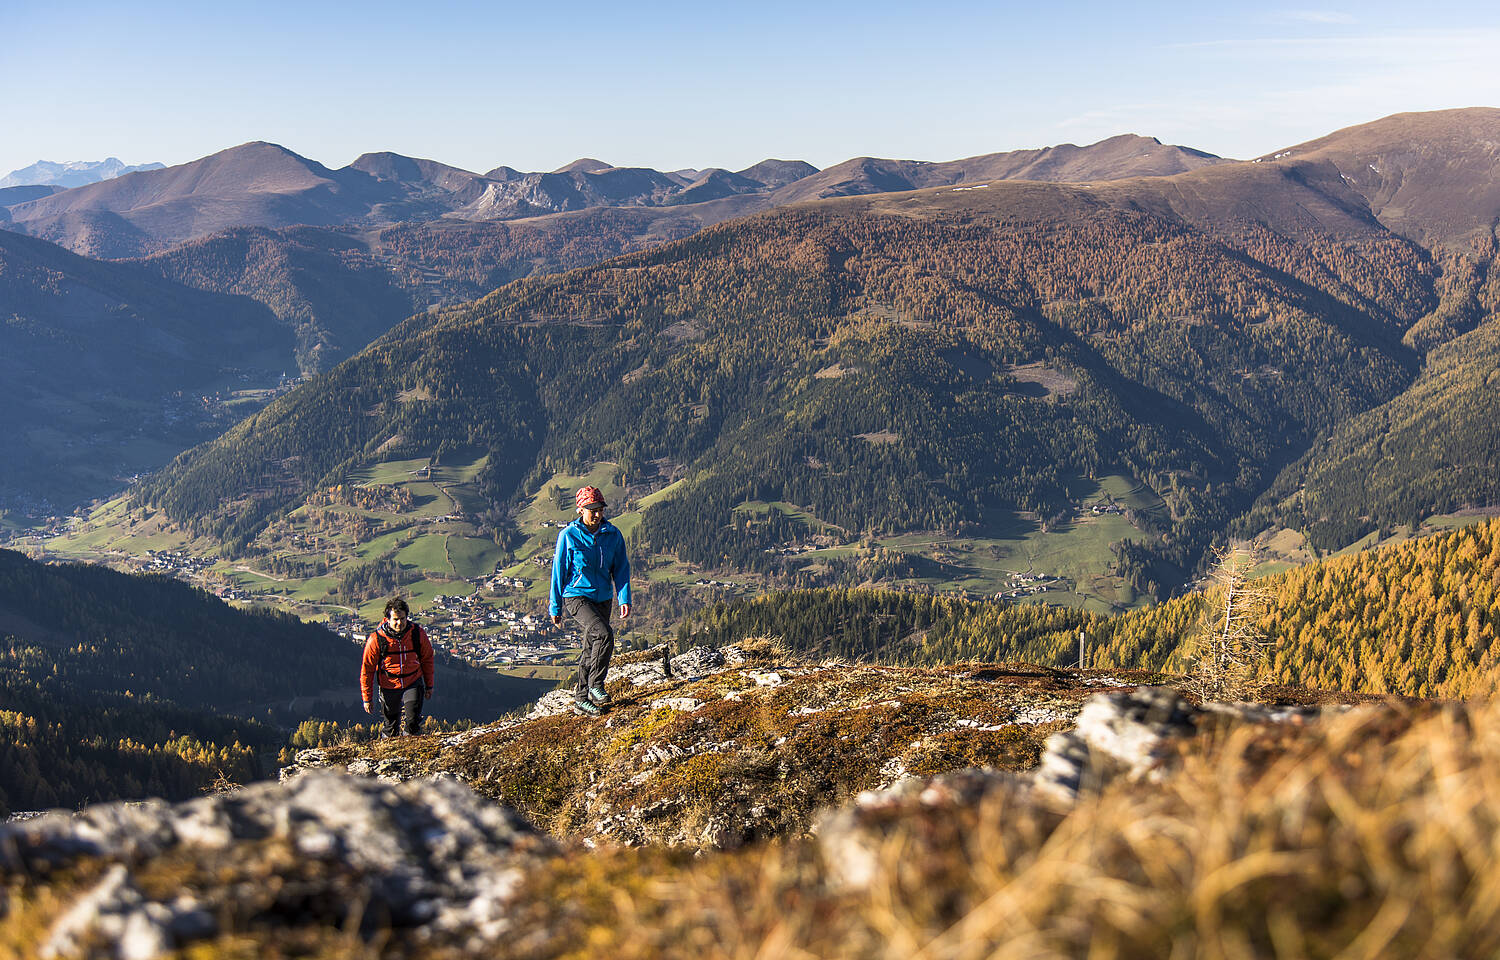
top-left (549, 485), bottom-right (632, 716)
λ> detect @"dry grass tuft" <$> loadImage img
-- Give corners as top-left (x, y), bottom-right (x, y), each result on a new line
top-left (504, 698), bottom-right (1500, 959)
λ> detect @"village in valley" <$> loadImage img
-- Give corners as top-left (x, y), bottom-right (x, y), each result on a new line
top-left (322, 589), bottom-right (574, 667)
top-left (18, 542), bottom-right (586, 672)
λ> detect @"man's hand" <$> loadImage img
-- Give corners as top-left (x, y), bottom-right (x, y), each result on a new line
top-left (425, 687), bottom-right (435, 702)
top-left (363, 701), bottom-right (375, 716)
top-left (620, 603), bottom-right (631, 620)
top-left (551, 614), bottom-right (563, 627)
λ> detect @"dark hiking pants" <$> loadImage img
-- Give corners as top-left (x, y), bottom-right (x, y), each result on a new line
top-left (566, 596), bottom-right (614, 698)
top-left (380, 683), bottom-right (425, 738)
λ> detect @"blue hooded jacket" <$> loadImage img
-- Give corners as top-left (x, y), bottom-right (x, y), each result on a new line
top-left (549, 518), bottom-right (632, 616)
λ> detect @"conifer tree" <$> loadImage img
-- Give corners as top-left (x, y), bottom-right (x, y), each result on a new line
top-left (1189, 545), bottom-right (1272, 700)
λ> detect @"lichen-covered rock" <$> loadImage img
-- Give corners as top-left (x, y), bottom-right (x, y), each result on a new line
top-left (607, 643), bottom-right (750, 687)
top-left (527, 689), bottom-right (580, 719)
top-left (4, 771), bottom-right (555, 958)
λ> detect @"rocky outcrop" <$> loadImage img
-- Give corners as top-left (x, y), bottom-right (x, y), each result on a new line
top-left (274, 644), bottom-right (1369, 867)
top-left (5, 771), bottom-right (553, 958)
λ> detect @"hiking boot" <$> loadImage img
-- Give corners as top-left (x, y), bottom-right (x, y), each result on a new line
top-left (588, 685), bottom-right (612, 706)
top-left (571, 697), bottom-right (603, 717)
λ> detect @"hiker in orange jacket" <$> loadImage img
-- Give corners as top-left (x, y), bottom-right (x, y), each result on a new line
top-left (360, 597), bottom-right (435, 737)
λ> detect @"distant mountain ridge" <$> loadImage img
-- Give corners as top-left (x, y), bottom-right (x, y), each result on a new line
top-left (0, 157), bottom-right (165, 189)
top-left (0, 184), bottom-right (62, 208)
top-left (771, 134), bottom-right (1228, 204)
top-left (1, 133), bottom-right (1226, 258)
top-left (3, 142), bottom-right (400, 258)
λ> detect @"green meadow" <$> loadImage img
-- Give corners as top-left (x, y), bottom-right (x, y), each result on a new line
top-left (43, 461), bottom-right (1180, 625)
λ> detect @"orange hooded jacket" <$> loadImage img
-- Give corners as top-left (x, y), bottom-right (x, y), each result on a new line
top-left (360, 622), bottom-right (435, 704)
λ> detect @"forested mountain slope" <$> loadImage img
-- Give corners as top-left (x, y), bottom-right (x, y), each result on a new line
top-left (681, 588), bottom-right (1101, 665)
top-left (1098, 517), bottom-right (1500, 699)
top-left (684, 517), bottom-right (1500, 701)
top-left (1241, 233), bottom-right (1500, 548)
top-left (137, 153), bottom-right (1435, 587)
top-left (1241, 305), bottom-right (1500, 549)
top-left (139, 226), bottom-right (423, 373)
top-left (0, 548), bottom-right (547, 814)
top-left (20, 111), bottom-right (1497, 536)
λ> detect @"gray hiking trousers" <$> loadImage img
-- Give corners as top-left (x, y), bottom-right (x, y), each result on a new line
top-left (566, 596), bottom-right (615, 697)
top-left (379, 683), bottom-right (425, 738)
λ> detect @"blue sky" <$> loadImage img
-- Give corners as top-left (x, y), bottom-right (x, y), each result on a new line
top-left (3, 0), bottom-right (1498, 177)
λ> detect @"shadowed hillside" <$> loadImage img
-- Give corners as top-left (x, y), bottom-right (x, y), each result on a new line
top-left (138, 226), bottom-right (422, 373)
top-left (0, 229), bottom-right (294, 507)
top-left (0, 548), bottom-right (549, 815)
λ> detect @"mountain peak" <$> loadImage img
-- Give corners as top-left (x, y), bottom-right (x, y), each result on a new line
top-left (346, 151), bottom-right (482, 184)
top-left (553, 158), bottom-right (613, 174)
top-left (736, 158), bottom-right (819, 189)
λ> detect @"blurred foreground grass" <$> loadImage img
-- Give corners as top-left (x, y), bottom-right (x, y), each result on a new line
top-left (504, 698), bottom-right (1500, 959)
